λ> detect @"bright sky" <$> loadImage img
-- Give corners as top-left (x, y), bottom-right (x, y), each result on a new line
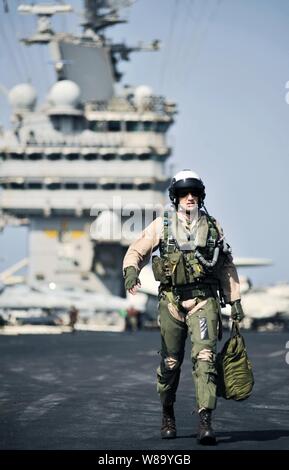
top-left (0, 0), bottom-right (288, 286)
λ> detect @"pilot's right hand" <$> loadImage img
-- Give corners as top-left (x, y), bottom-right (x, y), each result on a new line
top-left (124, 266), bottom-right (141, 295)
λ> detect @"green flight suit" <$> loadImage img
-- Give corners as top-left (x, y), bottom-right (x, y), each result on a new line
top-left (123, 209), bottom-right (240, 412)
top-left (157, 293), bottom-right (220, 410)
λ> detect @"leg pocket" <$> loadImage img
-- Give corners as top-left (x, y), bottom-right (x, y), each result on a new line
top-left (188, 297), bottom-right (219, 358)
top-left (194, 298), bottom-right (219, 341)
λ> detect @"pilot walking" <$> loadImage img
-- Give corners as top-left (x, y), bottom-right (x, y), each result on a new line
top-left (123, 170), bottom-right (244, 445)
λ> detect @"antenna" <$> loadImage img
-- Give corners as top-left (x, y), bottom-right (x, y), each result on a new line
top-left (82, 0), bottom-right (134, 34)
top-left (18, 3), bottom-right (73, 44)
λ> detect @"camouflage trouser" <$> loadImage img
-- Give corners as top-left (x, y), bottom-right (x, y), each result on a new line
top-left (157, 294), bottom-right (220, 411)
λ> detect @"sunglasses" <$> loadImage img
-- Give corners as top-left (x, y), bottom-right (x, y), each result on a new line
top-left (176, 189), bottom-right (200, 198)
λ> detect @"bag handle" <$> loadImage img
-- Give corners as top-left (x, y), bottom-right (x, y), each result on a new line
top-left (230, 320), bottom-right (240, 337)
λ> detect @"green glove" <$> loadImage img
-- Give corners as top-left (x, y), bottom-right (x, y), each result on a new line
top-left (231, 299), bottom-right (245, 322)
top-left (124, 266), bottom-right (139, 291)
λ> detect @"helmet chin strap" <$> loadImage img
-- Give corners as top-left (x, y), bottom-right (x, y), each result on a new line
top-left (202, 204), bottom-right (210, 215)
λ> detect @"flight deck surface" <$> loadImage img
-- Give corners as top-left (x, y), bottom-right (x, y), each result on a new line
top-left (1, 330), bottom-right (289, 450)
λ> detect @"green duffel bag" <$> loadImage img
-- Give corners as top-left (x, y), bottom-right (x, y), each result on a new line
top-left (216, 321), bottom-right (254, 401)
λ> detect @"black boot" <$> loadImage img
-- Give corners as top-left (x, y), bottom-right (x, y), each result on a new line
top-left (160, 405), bottom-right (177, 439)
top-left (197, 409), bottom-right (216, 445)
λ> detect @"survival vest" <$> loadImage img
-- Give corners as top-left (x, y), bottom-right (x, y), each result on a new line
top-left (152, 210), bottom-right (227, 288)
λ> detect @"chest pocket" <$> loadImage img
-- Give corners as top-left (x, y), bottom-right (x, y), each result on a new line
top-left (183, 251), bottom-right (205, 283)
top-left (169, 252), bottom-right (186, 285)
top-left (152, 256), bottom-right (169, 284)
top-left (152, 252), bottom-right (186, 285)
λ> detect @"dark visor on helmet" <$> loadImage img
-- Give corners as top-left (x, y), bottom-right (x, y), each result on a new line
top-left (174, 178), bottom-right (204, 198)
top-left (176, 188), bottom-right (201, 198)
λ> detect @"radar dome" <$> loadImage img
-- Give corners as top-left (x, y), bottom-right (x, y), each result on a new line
top-left (48, 80), bottom-right (81, 108)
top-left (134, 85), bottom-right (153, 109)
top-left (8, 83), bottom-right (37, 111)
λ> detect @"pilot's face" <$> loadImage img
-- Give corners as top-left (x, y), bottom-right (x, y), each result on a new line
top-left (178, 191), bottom-right (199, 211)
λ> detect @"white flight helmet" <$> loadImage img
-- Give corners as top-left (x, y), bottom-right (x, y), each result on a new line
top-left (168, 169), bottom-right (206, 207)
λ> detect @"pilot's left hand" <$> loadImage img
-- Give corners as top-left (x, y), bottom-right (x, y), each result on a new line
top-left (230, 299), bottom-right (245, 322)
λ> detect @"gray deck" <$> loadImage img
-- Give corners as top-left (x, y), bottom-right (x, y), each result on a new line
top-left (0, 329), bottom-right (289, 450)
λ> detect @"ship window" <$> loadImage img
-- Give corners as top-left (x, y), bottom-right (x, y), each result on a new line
top-left (120, 183), bottom-right (134, 190)
top-left (83, 153), bottom-right (98, 161)
top-left (156, 121), bottom-right (169, 133)
top-left (28, 153), bottom-right (42, 160)
top-left (102, 183), bottom-right (116, 190)
top-left (126, 121), bottom-right (141, 132)
top-left (83, 182), bottom-right (97, 190)
top-left (139, 153), bottom-right (150, 161)
top-left (103, 153), bottom-right (114, 161)
top-left (0, 182), bottom-right (9, 189)
top-left (143, 121), bottom-right (154, 131)
top-left (10, 153), bottom-right (25, 160)
top-left (47, 153), bottom-right (61, 160)
top-left (73, 117), bottom-right (84, 131)
top-left (89, 121), bottom-right (107, 132)
top-left (66, 153), bottom-right (79, 160)
top-left (120, 153), bottom-right (134, 161)
top-left (28, 182), bottom-right (42, 189)
top-left (10, 182), bottom-right (25, 189)
top-left (138, 183), bottom-right (151, 190)
top-left (47, 182), bottom-right (61, 190)
top-left (108, 121), bottom-right (121, 132)
top-left (51, 116), bottom-right (61, 131)
top-left (65, 182), bottom-right (78, 190)
top-left (0, 154), bottom-right (6, 161)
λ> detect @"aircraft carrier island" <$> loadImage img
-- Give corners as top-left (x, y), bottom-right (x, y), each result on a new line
top-left (0, 0), bottom-right (175, 307)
